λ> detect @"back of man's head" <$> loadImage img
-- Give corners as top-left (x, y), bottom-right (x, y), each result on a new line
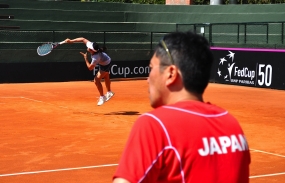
top-left (155, 31), bottom-right (214, 95)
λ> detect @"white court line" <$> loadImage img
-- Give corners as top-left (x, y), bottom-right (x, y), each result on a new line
top-left (0, 97), bottom-right (22, 98)
top-left (249, 148), bottom-right (285, 179)
top-left (0, 164), bottom-right (118, 177)
top-left (0, 96), bottom-right (102, 115)
top-left (1, 96), bottom-right (68, 109)
top-left (21, 97), bottom-right (69, 109)
top-left (0, 97), bottom-right (117, 178)
top-left (2, 97), bottom-right (284, 179)
top-left (250, 148), bottom-right (285, 158)
top-left (250, 172), bottom-right (285, 178)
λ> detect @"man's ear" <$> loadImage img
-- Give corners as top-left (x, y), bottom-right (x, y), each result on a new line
top-left (165, 65), bottom-right (179, 86)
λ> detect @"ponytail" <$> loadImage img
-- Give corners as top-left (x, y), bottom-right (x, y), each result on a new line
top-left (99, 46), bottom-right (107, 52)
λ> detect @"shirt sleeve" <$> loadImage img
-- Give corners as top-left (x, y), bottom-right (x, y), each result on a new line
top-left (113, 114), bottom-right (168, 183)
top-left (90, 56), bottom-right (99, 66)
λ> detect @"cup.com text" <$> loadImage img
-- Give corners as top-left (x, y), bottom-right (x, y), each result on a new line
top-left (93, 64), bottom-right (150, 78)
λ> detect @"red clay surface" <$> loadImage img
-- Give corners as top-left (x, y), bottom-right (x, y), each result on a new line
top-left (0, 80), bottom-right (284, 183)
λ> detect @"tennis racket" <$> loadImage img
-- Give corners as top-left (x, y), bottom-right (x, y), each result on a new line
top-left (37, 41), bottom-right (66, 56)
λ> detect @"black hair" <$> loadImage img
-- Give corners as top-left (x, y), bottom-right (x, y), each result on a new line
top-left (99, 46), bottom-right (107, 52)
top-left (92, 42), bottom-right (99, 51)
top-left (154, 31), bottom-right (213, 94)
top-left (93, 42), bottom-right (107, 54)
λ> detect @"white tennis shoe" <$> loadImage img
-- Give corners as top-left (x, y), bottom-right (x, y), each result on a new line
top-left (105, 91), bottom-right (114, 101)
top-left (97, 96), bottom-right (106, 106)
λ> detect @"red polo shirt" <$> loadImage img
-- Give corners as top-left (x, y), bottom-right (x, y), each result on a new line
top-left (113, 101), bottom-right (250, 183)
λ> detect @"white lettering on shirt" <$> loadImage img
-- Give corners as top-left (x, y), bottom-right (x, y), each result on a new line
top-left (198, 134), bottom-right (248, 156)
top-left (210, 137), bottom-right (222, 155)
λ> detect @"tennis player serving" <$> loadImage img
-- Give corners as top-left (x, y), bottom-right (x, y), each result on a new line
top-left (64, 37), bottom-right (114, 106)
top-left (112, 31), bottom-right (250, 183)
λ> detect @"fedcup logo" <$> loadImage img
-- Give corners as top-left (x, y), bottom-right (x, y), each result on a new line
top-left (217, 51), bottom-right (256, 85)
top-left (217, 51), bottom-right (235, 82)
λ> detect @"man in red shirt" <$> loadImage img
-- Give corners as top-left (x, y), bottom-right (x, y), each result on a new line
top-left (113, 31), bottom-right (250, 183)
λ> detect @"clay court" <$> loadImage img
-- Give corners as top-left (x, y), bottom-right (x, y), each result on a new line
top-left (0, 80), bottom-right (284, 183)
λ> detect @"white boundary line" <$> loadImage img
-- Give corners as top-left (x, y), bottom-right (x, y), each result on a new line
top-left (2, 97), bottom-right (285, 179)
top-left (249, 149), bottom-right (285, 179)
top-left (0, 97), bottom-right (22, 98)
top-left (1, 97), bottom-right (118, 178)
top-left (21, 97), bottom-right (69, 109)
top-left (0, 164), bottom-right (118, 177)
top-left (250, 148), bottom-right (285, 158)
top-left (250, 172), bottom-right (285, 178)
top-left (0, 96), bottom-right (92, 113)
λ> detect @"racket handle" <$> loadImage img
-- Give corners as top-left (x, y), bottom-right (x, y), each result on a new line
top-left (59, 41), bottom-right (66, 45)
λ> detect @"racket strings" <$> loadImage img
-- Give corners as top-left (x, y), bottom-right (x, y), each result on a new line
top-left (37, 44), bottom-right (53, 56)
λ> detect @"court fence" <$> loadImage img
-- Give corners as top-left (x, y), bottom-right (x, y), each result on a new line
top-left (1, 21), bottom-right (285, 50)
top-left (1, 21), bottom-right (285, 90)
top-left (176, 22), bottom-right (285, 47)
